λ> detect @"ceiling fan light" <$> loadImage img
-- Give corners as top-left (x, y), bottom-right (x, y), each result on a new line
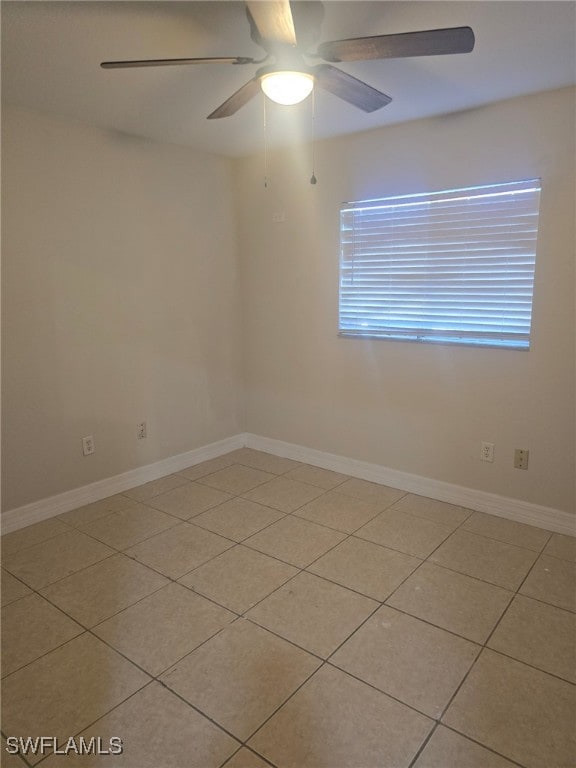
top-left (261, 71), bottom-right (314, 105)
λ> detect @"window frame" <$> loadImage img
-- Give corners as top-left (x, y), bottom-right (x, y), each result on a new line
top-left (338, 178), bottom-right (542, 351)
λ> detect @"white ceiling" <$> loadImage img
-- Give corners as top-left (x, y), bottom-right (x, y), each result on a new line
top-left (2, 1), bottom-right (575, 157)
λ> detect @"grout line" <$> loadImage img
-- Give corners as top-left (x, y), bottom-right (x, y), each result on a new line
top-left (3, 565), bottom-right (236, 684)
top-left (431, 524), bottom-right (552, 555)
top-left (514, 549), bottom-right (550, 595)
top-left (401, 555), bottom-right (534, 593)
top-left (15, 611), bottom-right (246, 761)
top-left (154, 677), bottom-right (247, 746)
top-left (240, 614), bottom-right (327, 664)
top-left (195, 470), bottom-right (281, 496)
top-left (439, 724), bottom-right (529, 768)
top-left (186, 508), bottom-right (291, 548)
top-left (0, 729), bottom-right (35, 768)
top-left (1, 524), bottom-right (76, 555)
top-left (239, 534), bottom-right (345, 571)
top-left (505, 590), bottom-right (576, 615)
top-left (76, 509), bottom-right (185, 547)
top-left (220, 745), bottom-right (278, 768)
top-left (483, 586), bottom-right (534, 652)
top-left (406, 720), bottom-right (529, 768)
top-left (236, 657), bottom-right (328, 747)
top-left (3, 452), bottom-right (574, 768)
top-left (323, 660), bottom-right (439, 723)
top-left (481, 546), bottom-right (557, 653)
top-left (122, 475), bottom-right (193, 503)
top-left (352, 517), bottom-right (456, 562)
top-left (480, 645), bottom-right (576, 687)
top-left (406, 722), bottom-right (440, 768)
top-left (302, 565), bottom-right (412, 604)
top-left (0, 606), bottom-right (85, 681)
top-left (427, 521), bottom-right (569, 756)
top-left (435, 507), bottom-right (554, 549)
top-left (30, 680), bottom-right (156, 767)
top-left (1, 550), bottom-right (119, 594)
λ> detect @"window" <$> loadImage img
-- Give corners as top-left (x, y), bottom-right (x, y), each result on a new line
top-left (339, 179), bottom-right (541, 349)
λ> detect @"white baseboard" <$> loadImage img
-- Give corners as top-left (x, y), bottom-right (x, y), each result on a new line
top-left (244, 433), bottom-right (576, 537)
top-left (2, 432), bottom-right (574, 537)
top-left (0, 434), bottom-right (246, 534)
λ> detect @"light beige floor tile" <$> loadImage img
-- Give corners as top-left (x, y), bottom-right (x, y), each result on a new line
top-left (248, 664), bottom-right (433, 768)
top-left (223, 748), bottom-right (271, 768)
top-left (93, 582), bottom-right (234, 676)
top-left (1, 594), bottom-right (83, 677)
top-left (59, 494), bottom-right (139, 527)
top-left (387, 562), bottom-right (513, 643)
top-left (543, 532), bottom-right (576, 562)
top-left (244, 515), bottom-right (345, 568)
top-left (413, 726), bottom-right (518, 768)
top-left (356, 507), bottom-right (454, 558)
top-left (283, 464), bottom-right (349, 490)
top-left (79, 503), bottom-right (180, 550)
top-left (198, 464), bottom-right (276, 495)
top-left (429, 530), bottom-right (538, 590)
top-left (488, 594), bottom-right (576, 682)
top-left (332, 605), bottom-right (480, 718)
top-left (1, 737), bottom-right (28, 767)
top-left (1, 569), bottom-right (32, 606)
top-left (1, 517), bottom-right (70, 556)
top-left (124, 473), bottom-right (190, 502)
top-left (192, 497), bottom-right (284, 542)
top-left (243, 477), bottom-right (324, 513)
top-left (180, 545), bottom-right (298, 614)
top-left (461, 511), bottom-right (551, 551)
top-left (308, 537), bottom-right (421, 601)
top-left (1, 633), bottom-right (149, 764)
top-left (519, 554), bottom-right (576, 611)
top-left (40, 553), bottom-right (169, 627)
top-left (226, 448), bottom-right (301, 475)
top-left (2, 529), bottom-right (114, 590)
top-left (295, 490), bottom-right (382, 533)
top-left (125, 522), bottom-right (233, 579)
top-left (146, 482), bottom-right (231, 519)
top-left (160, 619), bottom-right (320, 741)
top-left (41, 682), bottom-right (239, 768)
top-left (391, 494), bottom-right (472, 530)
top-left (443, 649), bottom-right (576, 768)
top-left (335, 477), bottom-right (406, 508)
top-left (178, 455), bottom-right (238, 482)
top-left (246, 571), bottom-right (378, 658)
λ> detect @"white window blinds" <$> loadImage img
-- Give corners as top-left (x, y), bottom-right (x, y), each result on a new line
top-left (339, 179), bottom-right (541, 349)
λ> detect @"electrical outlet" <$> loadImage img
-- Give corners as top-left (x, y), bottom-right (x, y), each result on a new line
top-left (480, 441), bottom-right (495, 462)
top-left (82, 435), bottom-right (94, 456)
top-left (514, 448), bottom-right (529, 470)
top-left (137, 422), bottom-right (147, 440)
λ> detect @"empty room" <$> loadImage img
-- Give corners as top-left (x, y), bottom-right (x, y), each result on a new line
top-left (1, 2), bottom-right (575, 767)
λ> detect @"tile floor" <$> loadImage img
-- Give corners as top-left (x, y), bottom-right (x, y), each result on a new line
top-left (1, 448), bottom-right (575, 768)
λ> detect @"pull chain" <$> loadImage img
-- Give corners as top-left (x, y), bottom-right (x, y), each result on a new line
top-left (310, 89), bottom-right (317, 185)
top-left (263, 94), bottom-right (269, 189)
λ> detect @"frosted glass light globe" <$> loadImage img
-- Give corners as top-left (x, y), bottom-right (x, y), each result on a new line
top-left (261, 71), bottom-right (314, 105)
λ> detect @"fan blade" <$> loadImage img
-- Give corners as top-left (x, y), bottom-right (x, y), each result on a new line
top-left (313, 64), bottom-right (391, 113)
top-left (207, 77), bottom-right (261, 119)
top-left (317, 27), bottom-right (475, 63)
top-left (245, 1), bottom-right (297, 47)
top-left (101, 56), bottom-right (255, 69)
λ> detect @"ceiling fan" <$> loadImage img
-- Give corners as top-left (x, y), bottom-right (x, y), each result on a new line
top-left (101, 1), bottom-right (475, 119)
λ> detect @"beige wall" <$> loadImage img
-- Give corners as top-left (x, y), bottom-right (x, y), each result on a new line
top-left (2, 106), bottom-right (242, 510)
top-left (236, 87), bottom-right (575, 515)
top-left (3, 88), bottom-right (575, 517)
